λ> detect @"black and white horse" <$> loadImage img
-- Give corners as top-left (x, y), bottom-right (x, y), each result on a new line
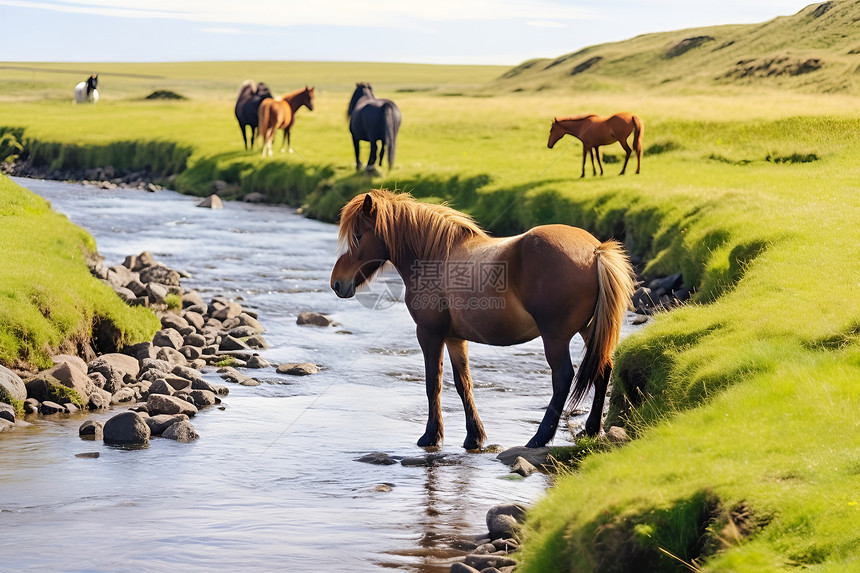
top-left (74, 74), bottom-right (99, 104)
top-left (235, 79), bottom-right (273, 150)
top-left (347, 83), bottom-right (401, 171)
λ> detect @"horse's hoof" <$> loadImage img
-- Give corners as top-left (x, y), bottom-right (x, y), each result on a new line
top-left (417, 433), bottom-right (442, 448)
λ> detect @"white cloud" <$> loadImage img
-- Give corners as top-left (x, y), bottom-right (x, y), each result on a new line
top-left (527, 20), bottom-right (566, 28)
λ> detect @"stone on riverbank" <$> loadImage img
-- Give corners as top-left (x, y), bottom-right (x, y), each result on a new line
top-left (79, 420), bottom-right (104, 440)
top-left (145, 414), bottom-right (189, 435)
top-left (0, 402), bottom-right (16, 423)
top-left (197, 194), bottom-right (223, 209)
top-left (0, 365), bottom-right (27, 403)
top-left (496, 446), bottom-right (552, 469)
top-left (296, 311), bottom-right (333, 326)
top-left (276, 362), bottom-right (319, 376)
top-left (162, 420), bottom-right (199, 442)
top-left (486, 504), bottom-right (527, 541)
top-left (103, 411), bottom-right (150, 446)
top-left (147, 393), bottom-right (198, 417)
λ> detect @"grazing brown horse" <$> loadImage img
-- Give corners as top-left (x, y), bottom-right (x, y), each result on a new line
top-left (330, 189), bottom-right (635, 449)
top-left (258, 86), bottom-right (315, 157)
top-left (548, 113), bottom-right (644, 177)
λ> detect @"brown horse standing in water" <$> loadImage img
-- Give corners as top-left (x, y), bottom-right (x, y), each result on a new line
top-left (548, 113), bottom-right (644, 177)
top-left (258, 86), bottom-right (315, 157)
top-left (330, 189), bottom-right (635, 449)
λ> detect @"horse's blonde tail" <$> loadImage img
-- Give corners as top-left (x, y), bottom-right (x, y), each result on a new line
top-left (568, 239), bottom-right (636, 409)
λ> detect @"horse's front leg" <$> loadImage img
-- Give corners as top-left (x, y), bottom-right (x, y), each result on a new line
top-left (589, 148), bottom-right (598, 176)
top-left (417, 326), bottom-right (445, 447)
top-left (527, 335), bottom-right (575, 448)
top-left (580, 146), bottom-right (589, 178)
top-left (280, 128), bottom-right (290, 153)
top-left (352, 137), bottom-right (362, 170)
top-left (446, 338), bottom-right (486, 450)
top-left (595, 147), bottom-right (604, 175)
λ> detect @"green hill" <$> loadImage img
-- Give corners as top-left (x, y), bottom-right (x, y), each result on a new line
top-left (491, 0), bottom-right (860, 95)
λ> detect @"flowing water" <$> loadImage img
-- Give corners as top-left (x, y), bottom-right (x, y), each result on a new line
top-left (1, 178), bottom-right (640, 572)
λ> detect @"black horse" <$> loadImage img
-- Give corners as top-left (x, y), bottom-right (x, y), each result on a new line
top-left (234, 80), bottom-right (273, 150)
top-left (347, 83), bottom-right (401, 171)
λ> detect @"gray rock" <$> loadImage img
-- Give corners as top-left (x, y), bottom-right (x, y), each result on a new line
top-left (163, 377), bottom-right (192, 392)
top-left (0, 419), bottom-right (15, 432)
top-left (464, 555), bottom-right (517, 570)
top-left (162, 420), bottom-right (199, 442)
top-left (148, 379), bottom-right (174, 396)
top-left (87, 362), bottom-right (126, 394)
top-left (496, 446), bottom-right (552, 469)
top-left (126, 278), bottom-right (148, 297)
top-left (245, 355), bottom-right (270, 369)
top-left (197, 194), bottom-right (223, 209)
top-left (64, 402), bottom-right (80, 414)
top-left (92, 353), bottom-right (140, 379)
top-left (103, 411), bottom-right (150, 446)
top-left (0, 365), bottom-right (27, 403)
top-left (153, 328), bottom-right (185, 350)
top-left (50, 354), bottom-right (88, 375)
top-left (486, 504), bottom-right (527, 541)
top-left (161, 314), bottom-right (190, 332)
top-left (511, 456), bottom-right (538, 477)
top-left (188, 389), bottom-right (218, 408)
top-left (43, 362), bottom-right (94, 402)
top-left (147, 393), bottom-right (198, 417)
top-left (183, 333), bottom-right (206, 347)
top-left (88, 388), bottom-right (112, 410)
top-left (276, 362), bottom-right (320, 376)
top-left (355, 452), bottom-right (398, 465)
top-left (146, 282), bottom-right (169, 303)
top-left (0, 402), bottom-right (16, 423)
top-left (217, 366), bottom-right (259, 386)
top-left (296, 311), bottom-right (332, 327)
top-left (171, 365), bottom-right (206, 383)
top-left (79, 420), bottom-right (104, 440)
top-left (218, 335), bottom-right (249, 351)
top-left (244, 335), bottom-right (269, 349)
top-left (191, 378), bottom-right (230, 395)
top-left (181, 291), bottom-right (206, 309)
top-left (140, 264), bottom-right (181, 287)
top-left (156, 347), bottom-right (187, 366)
top-left (40, 401), bottom-right (66, 415)
top-left (473, 543), bottom-right (497, 554)
top-left (179, 346), bottom-right (202, 361)
top-left (111, 387), bottom-right (136, 404)
top-left (235, 313), bottom-right (264, 333)
top-left (145, 413), bottom-right (189, 435)
top-left (183, 310), bottom-right (205, 331)
top-left (604, 425), bottom-right (630, 445)
top-left (212, 301), bottom-right (243, 321)
top-left (107, 264), bottom-right (136, 289)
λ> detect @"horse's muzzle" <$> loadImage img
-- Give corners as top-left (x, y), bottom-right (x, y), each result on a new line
top-left (331, 280), bottom-right (355, 299)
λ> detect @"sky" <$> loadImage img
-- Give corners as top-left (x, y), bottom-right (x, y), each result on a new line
top-left (0, 0), bottom-right (815, 65)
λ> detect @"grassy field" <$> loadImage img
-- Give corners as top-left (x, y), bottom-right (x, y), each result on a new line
top-left (1, 29), bottom-right (859, 573)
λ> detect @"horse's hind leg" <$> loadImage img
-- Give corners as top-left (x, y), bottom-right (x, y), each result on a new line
top-left (595, 147), bottom-right (604, 175)
top-left (379, 142), bottom-right (385, 167)
top-left (618, 138), bottom-right (633, 175)
top-left (367, 140), bottom-right (379, 169)
top-left (240, 125), bottom-right (249, 150)
top-left (527, 335), bottom-right (575, 448)
top-left (580, 146), bottom-right (589, 178)
top-left (446, 338), bottom-right (487, 450)
top-left (352, 137), bottom-right (362, 170)
top-left (417, 326), bottom-right (446, 447)
top-left (584, 361), bottom-right (611, 436)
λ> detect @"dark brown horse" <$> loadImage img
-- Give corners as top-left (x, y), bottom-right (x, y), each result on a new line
top-left (258, 86), bottom-right (315, 157)
top-left (548, 113), bottom-right (645, 177)
top-left (330, 189), bottom-right (635, 449)
top-left (234, 80), bottom-right (272, 149)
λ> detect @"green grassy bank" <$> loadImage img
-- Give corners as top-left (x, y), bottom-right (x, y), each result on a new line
top-left (0, 175), bottom-right (160, 371)
top-left (1, 59), bottom-right (859, 571)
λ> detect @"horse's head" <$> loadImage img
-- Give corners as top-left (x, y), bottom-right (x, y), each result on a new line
top-left (88, 74), bottom-right (98, 92)
top-left (547, 118), bottom-right (565, 149)
top-left (347, 83), bottom-right (374, 118)
top-left (256, 82), bottom-right (272, 99)
top-left (331, 193), bottom-right (389, 299)
top-left (304, 86), bottom-right (315, 111)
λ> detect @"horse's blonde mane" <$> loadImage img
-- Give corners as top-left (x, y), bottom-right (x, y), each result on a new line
top-left (338, 189), bottom-right (488, 264)
top-left (239, 79), bottom-right (257, 96)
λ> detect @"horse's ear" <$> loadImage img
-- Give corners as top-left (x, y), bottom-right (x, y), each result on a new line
top-left (362, 194), bottom-right (376, 218)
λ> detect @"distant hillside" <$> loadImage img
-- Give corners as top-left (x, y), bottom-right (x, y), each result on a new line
top-left (492, 0), bottom-right (860, 95)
